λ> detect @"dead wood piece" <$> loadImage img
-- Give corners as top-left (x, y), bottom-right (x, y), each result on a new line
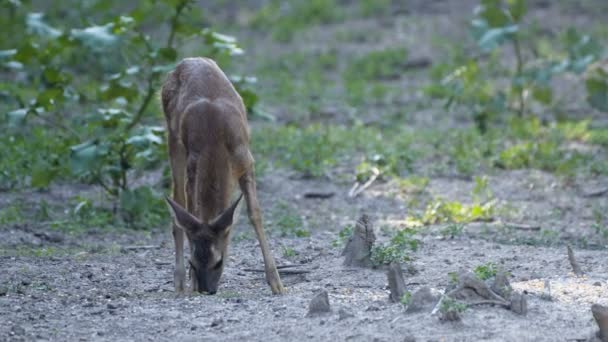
top-left (491, 271), bottom-right (512, 300)
top-left (121, 245), bottom-right (159, 251)
top-left (243, 268), bottom-right (310, 275)
top-left (467, 299), bottom-right (510, 308)
top-left (583, 187), bottom-right (608, 198)
top-left (387, 262), bottom-right (407, 303)
top-left (592, 304), bottom-right (608, 342)
top-left (348, 168), bottom-right (380, 198)
top-left (402, 57), bottom-right (432, 70)
top-left (303, 191), bottom-right (335, 199)
top-left (567, 245), bottom-right (584, 276)
top-left (447, 272), bottom-right (506, 303)
top-left (509, 293), bottom-right (528, 315)
top-left (342, 214), bottom-right (376, 268)
top-left (504, 222), bottom-right (541, 231)
top-left (307, 290), bottom-right (331, 317)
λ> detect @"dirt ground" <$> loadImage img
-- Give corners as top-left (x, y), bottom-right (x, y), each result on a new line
top-left (1, 1), bottom-right (608, 341)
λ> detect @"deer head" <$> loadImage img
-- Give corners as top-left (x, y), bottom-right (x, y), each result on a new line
top-left (165, 194), bottom-right (242, 294)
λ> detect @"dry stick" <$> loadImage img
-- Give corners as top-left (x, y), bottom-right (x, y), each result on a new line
top-left (349, 169), bottom-right (380, 198)
top-left (122, 245), bottom-right (160, 251)
top-left (567, 245), bottom-right (584, 276)
top-left (583, 187), bottom-right (608, 198)
top-left (243, 268), bottom-right (310, 275)
top-left (303, 192), bottom-right (335, 199)
top-left (503, 221), bottom-right (541, 231)
top-left (592, 304), bottom-right (608, 342)
top-left (467, 299), bottom-right (510, 308)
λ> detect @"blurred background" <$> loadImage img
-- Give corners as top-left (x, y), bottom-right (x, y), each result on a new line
top-left (0, 0), bottom-right (607, 237)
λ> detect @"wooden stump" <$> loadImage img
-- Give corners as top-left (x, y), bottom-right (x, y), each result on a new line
top-left (387, 262), bottom-right (406, 303)
top-left (592, 304), bottom-right (608, 342)
top-left (342, 214), bottom-right (376, 268)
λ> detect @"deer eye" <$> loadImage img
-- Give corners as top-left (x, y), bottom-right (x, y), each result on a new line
top-left (212, 258), bottom-right (223, 270)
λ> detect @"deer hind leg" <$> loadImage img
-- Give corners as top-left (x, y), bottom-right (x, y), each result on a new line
top-left (169, 139), bottom-right (187, 293)
top-left (238, 166), bottom-right (285, 295)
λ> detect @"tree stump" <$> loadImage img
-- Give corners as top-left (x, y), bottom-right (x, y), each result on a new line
top-left (387, 262), bottom-right (406, 303)
top-left (342, 214), bottom-right (376, 268)
top-left (592, 304), bottom-right (608, 342)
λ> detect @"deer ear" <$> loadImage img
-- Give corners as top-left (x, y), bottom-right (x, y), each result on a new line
top-left (166, 197), bottom-right (202, 234)
top-left (209, 194), bottom-right (243, 233)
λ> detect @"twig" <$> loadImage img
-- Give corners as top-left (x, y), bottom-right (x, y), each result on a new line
top-left (122, 245), bottom-right (159, 251)
top-left (303, 191), bottom-right (335, 199)
top-left (504, 221), bottom-right (541, 231)
top-left (349, 168), bottom-right (380, 198)
top-left (567, 245), bottom-right (584, 276)
top-left (243, 268), bottom-right (310, 275)
top-left (583, 187), bottom-right (608, 198)
top-left (467, 299), bottom-right (510, 307)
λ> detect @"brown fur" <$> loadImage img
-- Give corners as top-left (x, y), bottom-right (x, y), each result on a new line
top-left (162, 57), bottom-right (285, 294)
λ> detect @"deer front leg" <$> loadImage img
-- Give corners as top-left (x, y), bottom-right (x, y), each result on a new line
top-left (239, 169), bottom-right (285, 295)
top-left (169, 139), bottom-right (187, 294)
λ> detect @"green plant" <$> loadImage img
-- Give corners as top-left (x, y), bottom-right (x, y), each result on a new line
top-left (282, 247), bottom-right (298, 258)
top-left (0, 202), bottom-right (24, 225)
top-left (371, 227), bottom-right (420, 265)
top-left (439, 296), bottom-right (468, 315)
top-left (271, 202), bottom-right (309, 237)
top-left (474, 262), bottom-right (498, 280)
top-left (1, 0), bottom-right (257, 225)
top-left (250, 0), bottom-right (340, 42)
top-left (400, 291), bottom-right (412, 306)
top-left (332, 224), bottom-right (354, 247)
top-left (420, 198), bottom-right (495, 225)
top-left (440, 224), bottom-right (465, 239)
top-left (426, 0), bottom-right (605, 132)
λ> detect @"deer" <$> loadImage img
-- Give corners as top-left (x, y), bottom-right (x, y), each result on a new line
top-left (161, 57), bottom-right (285, 295)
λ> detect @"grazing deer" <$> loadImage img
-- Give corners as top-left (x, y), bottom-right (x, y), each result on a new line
top-left (161, 57), bottom-right (285, 295)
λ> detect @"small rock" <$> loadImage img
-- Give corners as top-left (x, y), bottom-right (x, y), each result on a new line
top-left (21, 280), bottom-right (31, 286)
top-left (11, 325), bottom-right (25, 336)
top-left (210, 318), bottom-right (223, 327)
top-left (406, 287), bottom-right (440, 313)
top-left (593, 282), bottom-right (602, 287)
top-left (307, 290), bottom-right (331, 317)
top-left (338, 308), bottom-right (354, 320)
top-left (107, 303), bottom-right (119, 310)
top-left (403, 335), bottom-right (417, 342)
top-left (0, 286), bottom-right (7, 296)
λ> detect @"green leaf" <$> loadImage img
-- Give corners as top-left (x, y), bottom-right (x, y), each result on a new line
top-left (70, 141), bottom-right (106, 175)
top-left (532, 86), bottom-right (553, 105)
top-left (507, 0), bottom-right (527, 22)
top-left (126, 126), bottom-right (164, 148)
top-left (158, 47), bottom-right (177, 62)
top-left (26, 13), bottom-right (62, 38)
top-left (31, 165), bottom-right (56, 189)
top-left (7, 109), bottom-right (28, 127)
top-left (477, 25), bottom-right (518, 51)
top-left (477, 3), bottom-right (510, 27)
top-left (0, 50), bottom-right (17, 59)
top-left (587, 74), bottom-right (608, 112)
top-left (71, 23), bottom-right (118, 50)
top-left (36, 87), bottom-right (64, 109)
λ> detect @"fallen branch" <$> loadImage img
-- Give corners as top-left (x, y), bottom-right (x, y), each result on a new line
top-left (303, 191), bottom-right (335, 199)
top-left (122, 245), bottom-right (159, 251)
top-left (349, 168), bottom-right (380, 198)
top-left (583, 187), bottom-right (608, 198)
top-left (567, 245), bottom-right (584, 276)
top-left (503, 221), bottom-right (541, 231)
top-left (243, 268), bottom-right (310, 275)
